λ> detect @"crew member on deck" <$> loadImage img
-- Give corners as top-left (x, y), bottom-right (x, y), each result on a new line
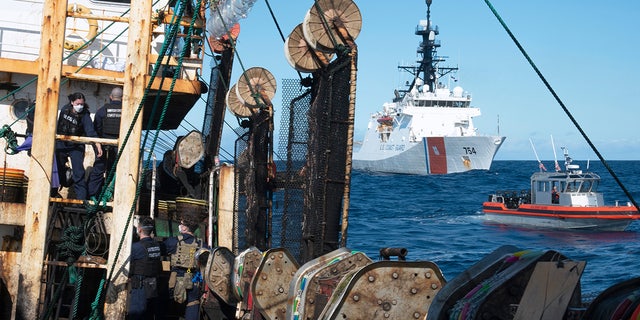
top-left (88, 87), bottom-right (123, 199)
top-left (127, 216), bottom-right (162, 319)
top-left (551, 186), bottom-right (560, 204)
top-left (55, 92), bottom-right (102, 200)
top-left (164, 220), bottom-right (204, 320)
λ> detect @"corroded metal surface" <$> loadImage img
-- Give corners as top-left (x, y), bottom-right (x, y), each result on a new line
top-left (251, 248), bottom-right (300, 320)
top-left (233, 246), bottom-right (263, 315)
top-left (286, 248), bottom-right (353, 320)
top-left (299, 251), bottom-right (372, 320)
top-left (205, 246), bottom-right (237, 305)
top-left (176, 130), bottom-right (205, 169)
top-left (319, 260), bottom-right (446, 320)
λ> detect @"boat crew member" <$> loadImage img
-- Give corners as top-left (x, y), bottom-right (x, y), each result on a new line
top-left (127, 216), bottom-right (163, 319)
top-left (88, 87), bottom-right (123, 199)
top-left (551, 186), bottom-right (560, 204)
top-left (55, 92), bottom-right (102, 200)
top-left (164, 219), bottom-right (204, 320)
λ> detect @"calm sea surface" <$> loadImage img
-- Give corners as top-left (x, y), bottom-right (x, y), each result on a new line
top-left (346, 160), bottom-right (640, 298)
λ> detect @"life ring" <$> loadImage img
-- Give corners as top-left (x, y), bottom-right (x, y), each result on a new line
top-left (64, 3), bottom-right (99, 51)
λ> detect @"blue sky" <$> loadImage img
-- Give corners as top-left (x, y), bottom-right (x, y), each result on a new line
top-left (185, 0), bottom-right (640, 161)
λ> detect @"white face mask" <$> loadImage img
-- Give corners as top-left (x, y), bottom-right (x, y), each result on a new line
top-left (73, 103), bottom-right (84, 113)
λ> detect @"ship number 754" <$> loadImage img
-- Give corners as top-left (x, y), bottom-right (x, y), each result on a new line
top-left (463, 147), bottom-right (476, 155)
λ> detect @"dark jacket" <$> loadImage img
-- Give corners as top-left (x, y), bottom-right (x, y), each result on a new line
top-left (93, 100), bottom-right (122, 139)
top-left (56, 104), bottom-right (98, 148)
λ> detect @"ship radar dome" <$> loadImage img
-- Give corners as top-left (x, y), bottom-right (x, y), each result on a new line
top-left (453, 86), bottom-right (464, 97)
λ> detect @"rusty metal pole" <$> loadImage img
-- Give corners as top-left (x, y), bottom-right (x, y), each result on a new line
top-left (17, 0), bottom-right (67, 318)
top-left (338, 26), bottom-right (357, 248)
top-left (103, 0), bottom-right (152, 317)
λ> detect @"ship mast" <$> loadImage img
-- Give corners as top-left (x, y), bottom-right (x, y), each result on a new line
top-left (397, 0), bottom-right (458, 97)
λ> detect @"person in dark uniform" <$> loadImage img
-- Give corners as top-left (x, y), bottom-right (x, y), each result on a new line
top-left (127, 216), bottom-right (163, 319)
top-left (88, 87), bottom-right (123, 199)
top-left (55, 92), bottom-right (102, 200)
top-left (163, 220), bottom-right (203, 320)
top-left (551, 186), bottom-right (560, 204)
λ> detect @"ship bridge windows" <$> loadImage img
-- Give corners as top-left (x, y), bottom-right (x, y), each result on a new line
top-left (452, 101), bottom-right (469, 108)
top-left (415, 100), bottom-right (469, 108)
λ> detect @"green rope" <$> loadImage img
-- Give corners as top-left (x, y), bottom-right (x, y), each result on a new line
top-left (483, 0), bottom-right (640, 212)
top-left (0, 11), bottom-right (129, 157)
top-left (40, 265), bottom-right (70, 320)
top-left (39, 226), bottom-right (85, 320)
top-left (88, 278), bottom-right (106, 320)
top-left (92, 0), bottom-right (186, 213)
top-left (57, 226), bottom-right (84, 262)
top-left (87, 3), bottom-right (193, 317)
top-left (71, 267), bottom-right (85, 319)
top-left (0, 125), bottom-right (20, 155)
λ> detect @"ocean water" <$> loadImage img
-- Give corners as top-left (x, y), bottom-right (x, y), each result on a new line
top-left (346, 160), bottom-right (640, 298)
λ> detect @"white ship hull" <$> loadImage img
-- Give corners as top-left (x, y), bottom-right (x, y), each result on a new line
top-left (352, 8), bottom-right (506, 175)
top-left (353, 135), bottom-right (505, 175)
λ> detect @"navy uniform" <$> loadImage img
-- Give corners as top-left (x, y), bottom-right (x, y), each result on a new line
top-left (88, 87), bottom-right (123, 199)
top-left (128, 224), bottom-right (163, 319)
top-left (55, 92), bottom-right (100, 200)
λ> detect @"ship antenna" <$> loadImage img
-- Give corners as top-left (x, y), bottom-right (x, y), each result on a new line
top-left (529, 138), bottom-right (546, 172)
top-left (422, 0), bottom-right (436, 93)
top-left (561, 147), bottom-right (572, 170)
top-left (551, 135), bottom-right (561, 172)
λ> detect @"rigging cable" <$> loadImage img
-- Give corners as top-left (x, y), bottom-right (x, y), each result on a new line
top-left (264, 0), bottom-right (303, 82)
top-left (90, 1), bottom-right (198, 317)
top-left (483, 0), bottom-right (639, 212)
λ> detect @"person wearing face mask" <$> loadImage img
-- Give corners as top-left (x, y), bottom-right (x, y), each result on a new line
top-left (163, 219), bottom-right (203, 320)
top-left (55, 92), bottom-right (102, 200)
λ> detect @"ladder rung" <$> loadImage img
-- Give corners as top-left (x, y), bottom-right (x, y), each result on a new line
top-left (49, 197), bottom-right (114, 208)
top-left (63, 72), bottom-right (125, 85)
top-left (55, 135), bottom-right (119, 146)
top-left (45, 260), bottom-right (108, 269)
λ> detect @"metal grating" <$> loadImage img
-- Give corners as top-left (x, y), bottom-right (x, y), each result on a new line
top-left (232, 52), bottom-right (354, 264)
top-left (273, 78), bottom-right (312, 260)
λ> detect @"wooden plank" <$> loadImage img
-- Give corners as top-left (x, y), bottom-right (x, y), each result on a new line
top-left (55, 134), bottom-right (119, 146)
top-left (103, 0), bottom-right (152, 317)
top-left (218, 164), bottom-right (235, 250)
top-left (17, 0), bottom-right (67, 319)
top-left (63, 72), bottom-right (125, 85)
top-left (514, 261), bottom-right (586, 320)
top-left (0, 58), bottom-right (37, 74)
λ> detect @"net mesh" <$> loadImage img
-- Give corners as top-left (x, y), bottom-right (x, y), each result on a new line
top-left (233, 52), bottom-right (354, 263)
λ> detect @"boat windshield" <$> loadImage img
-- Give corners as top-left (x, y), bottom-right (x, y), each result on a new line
top-left (561, 179), bottom-right (597, 193)
top-left (579, 179), bottom-right (598, 192)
